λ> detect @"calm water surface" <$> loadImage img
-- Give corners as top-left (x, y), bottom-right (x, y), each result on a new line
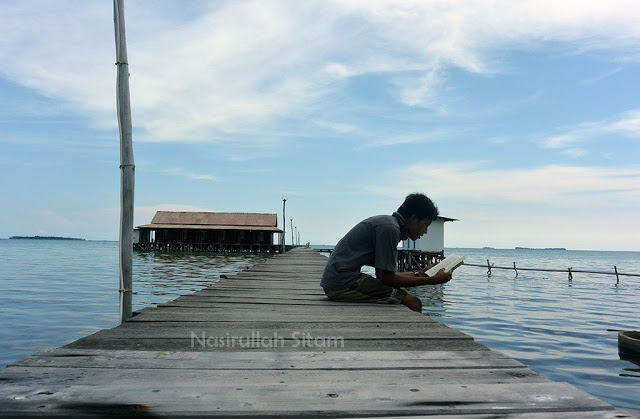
top-left (0, 240), bottom-right (267, 367)
top-left (1, 240), bottom-right (639, 410)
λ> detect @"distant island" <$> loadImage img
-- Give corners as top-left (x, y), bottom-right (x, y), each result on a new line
top-left (9, 236), bottom-right (85, 241)
top-left (515, 247), bottom-right (566, 250)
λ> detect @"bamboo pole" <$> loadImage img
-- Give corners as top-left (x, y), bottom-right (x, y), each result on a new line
top-left (281, 197), bottom-right (286, 253)
top-left (114, 0), bottom-right (135, 323)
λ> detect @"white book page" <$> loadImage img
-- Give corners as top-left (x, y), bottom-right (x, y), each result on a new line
top-left (425, 254), bottom-right (465, 277)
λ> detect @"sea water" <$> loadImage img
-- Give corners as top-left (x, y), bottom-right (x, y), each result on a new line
top-left (0, 240), bottom-right (639, 410)
top-left (0, 240), bottom-right (267, 367)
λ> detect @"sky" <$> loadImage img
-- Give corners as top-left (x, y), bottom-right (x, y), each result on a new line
top-left (1, 0), bottom-right (639, 251)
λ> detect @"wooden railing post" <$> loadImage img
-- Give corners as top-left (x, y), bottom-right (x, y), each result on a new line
top-left (114, 0), bottom-right (135, 323)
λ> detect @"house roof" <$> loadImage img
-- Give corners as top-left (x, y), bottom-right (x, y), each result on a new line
top-left (136, 211), bottom-right (282, 232)
top-left (438, 216), bottom-right (458, 222)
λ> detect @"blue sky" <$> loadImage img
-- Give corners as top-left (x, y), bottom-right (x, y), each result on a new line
top-left (1, 1), bottom-right (639, 250)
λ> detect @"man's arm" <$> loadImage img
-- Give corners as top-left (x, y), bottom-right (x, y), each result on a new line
top-left (375, 267), bottom-right (452, 287)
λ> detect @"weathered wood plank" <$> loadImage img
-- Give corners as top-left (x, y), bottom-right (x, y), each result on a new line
top-left (203, 282), bottom-right (327, 290)
top-left (109, 320), bottom-right (445, 329)
top-left (127, 310), bottom-right (435, 323)
top-left (9, 348), bottom-right (521, 368)
top-left (9, 349), bottom-right (524, 370)
top-left (0, 379), bottom-right (616, 416)
top-left (214, 274), bottom-right (320, 288)
top-left (64, 337), bottom-right (488, 352)
top-left (71, 325), bottom-right (474, 340)
top-left (176, 293), bottom-right (330, 301)
top-left (172, 295), bottom-right (396, 306)
top-left (0, 366), bottom-right (544, 386)
top-left (115, 320), bottom-right (450, 333)
top-left (194, 288), bottom-right (326, 295)
top-left (150, 302), bottom-right (411, 313)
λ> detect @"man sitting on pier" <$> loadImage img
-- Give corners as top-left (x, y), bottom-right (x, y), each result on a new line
top-left (321, 193), bottom-right (452, 312)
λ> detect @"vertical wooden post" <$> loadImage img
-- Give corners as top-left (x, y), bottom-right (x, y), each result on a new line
top-left (114, 0), bottom-right (135, 323)
top-left (281, 197), bottom-right (286, 253)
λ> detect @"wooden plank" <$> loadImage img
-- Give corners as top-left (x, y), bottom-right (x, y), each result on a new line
top-left (10, 348), bottom-right (520, 367)
top-left (0, 378), bottom-right (617, 416)
top-left (64, 337), bottom-right (488, 352)
top-left (0, 367), bottom-right (543, 386)
top-left (193, 288), bottom-right (326, 295)
top-left (116, 320), bottom-right (450, 333)
top-left (10, 349), bottom-right (524, 370)
top-left (172, 295), bottom-right (399, 306)
top-left (201, 282), bottom-right (325, 289)
top-left (209, 277), bottom-right (323, 283)
top-left (178, 300), bottom-right (422, 310)
top-left (127, 310), bottom-right (436, 323)
top-left (176, 293), bottom-right (330, 301)
top-left (148, 303), bottom-right (411, 314)
top-left (107, 320), bottom-right (442, 328)
top-left (202, 282), bottom-right (326, 290)
top-left (71, 325), bottom-right (474, 340)
top-left (233, 271), bottom-right (325, 276)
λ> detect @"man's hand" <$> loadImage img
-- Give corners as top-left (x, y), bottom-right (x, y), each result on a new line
top-left (426, 268), bottom-right (452, 284)
top-left (377, 266), bottom-right (453, 288)
top-left (417, 262), bottom-right (438, 277)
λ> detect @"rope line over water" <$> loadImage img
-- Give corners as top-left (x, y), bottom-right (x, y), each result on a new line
top-left (462, 260), bottom-right (640, 285)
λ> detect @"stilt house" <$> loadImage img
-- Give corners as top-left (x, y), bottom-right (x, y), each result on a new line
top-left (134, 211), bottom-right (282, 253)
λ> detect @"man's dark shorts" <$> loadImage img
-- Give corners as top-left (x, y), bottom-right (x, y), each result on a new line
top-left (323, 273), bottom-right (407, 304)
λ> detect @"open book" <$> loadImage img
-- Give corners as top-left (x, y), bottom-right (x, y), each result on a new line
top-left (425, 254), bottom-right (466, 277)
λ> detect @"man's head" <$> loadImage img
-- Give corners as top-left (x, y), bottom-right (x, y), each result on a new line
top-left (397, 193), bottom-right (439, 241)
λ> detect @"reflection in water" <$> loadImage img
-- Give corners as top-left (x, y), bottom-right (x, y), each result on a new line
top-left (407, 284), bottom-right (447, 317)
top-left (619, 354), bottom-right (640, 378)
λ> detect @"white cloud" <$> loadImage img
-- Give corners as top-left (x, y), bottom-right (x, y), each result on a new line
top-left (368, 161), bottom-right (640, 250)
top-left (312, 120), bottom-right (358, 134)
top-left (560, 148), bottom-right (588, 158)
top-left (163, 167), bottom-right (217, 182)
top-left (488, 136), bottom-right (511, 145)
top-left (370, 162), bottom-right (640, 207)
top-left (391, 66), bottom-right (444, 108)
top-left (539, 108), bottom-right (640, 151)
top-left (363, 128), bottom-right (462, 148)
top-left (1, 1), bottom-right (640, 143)
top-left (579, 67), bottom-right (622, 85)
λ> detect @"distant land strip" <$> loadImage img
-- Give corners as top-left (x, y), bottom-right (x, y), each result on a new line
top-left (9, 236), bottom-right (85, 241)
top-left (515, 247), bottom-right (566, 250)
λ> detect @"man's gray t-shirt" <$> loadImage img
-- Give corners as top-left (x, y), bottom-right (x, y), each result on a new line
top-left (321, 214), bottom-right (401, 291)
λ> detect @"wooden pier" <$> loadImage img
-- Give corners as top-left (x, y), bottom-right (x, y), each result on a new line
top-left (0, 248), bottom-right (634, 417)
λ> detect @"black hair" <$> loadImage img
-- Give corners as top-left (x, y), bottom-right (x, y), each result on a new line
top-left (397, 193), bottom-right (439, 221)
